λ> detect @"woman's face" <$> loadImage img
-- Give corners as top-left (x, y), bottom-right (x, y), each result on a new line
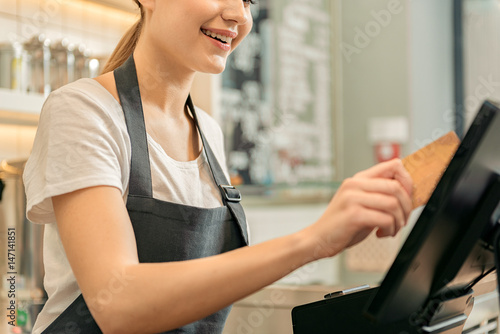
top-left (143, 0), bottom-right (254, 74)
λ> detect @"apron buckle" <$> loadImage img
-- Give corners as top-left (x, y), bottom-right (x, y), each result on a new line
top-left (220, 185), bottom-right (242, 202)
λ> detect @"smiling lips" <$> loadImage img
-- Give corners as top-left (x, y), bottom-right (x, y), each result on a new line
top-left (201, 28), bottom-right (236, 51)
top-left (201, 29), bottom-right (234, 44)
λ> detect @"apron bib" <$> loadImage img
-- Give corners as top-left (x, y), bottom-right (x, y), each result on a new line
top-left (41, 55), bottom-right (248, 334)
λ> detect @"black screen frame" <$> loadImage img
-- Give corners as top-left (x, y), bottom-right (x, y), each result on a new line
top-left (365, 100), bottom-right (500, 324)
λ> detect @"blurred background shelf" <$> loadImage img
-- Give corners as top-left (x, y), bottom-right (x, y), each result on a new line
top-left (0, 88), bottom-right (43, 125)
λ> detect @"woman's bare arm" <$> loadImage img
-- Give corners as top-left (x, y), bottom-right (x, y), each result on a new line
top-left (52, 158), bottom-right (412, 334)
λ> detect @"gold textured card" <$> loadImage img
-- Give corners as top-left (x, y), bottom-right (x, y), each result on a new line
top-left (402, 131), bottom-right (461, 209)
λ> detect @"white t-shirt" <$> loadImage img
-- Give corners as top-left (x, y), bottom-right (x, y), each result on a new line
top-left (24, 78), bottom-right (231, 334)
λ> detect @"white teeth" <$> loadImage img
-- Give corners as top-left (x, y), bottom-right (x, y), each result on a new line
top-left (202, 29), bottom-right (233, 44)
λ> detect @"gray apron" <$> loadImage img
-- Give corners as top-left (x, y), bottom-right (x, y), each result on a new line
top-left (41, 55), bottom-right (248, 334)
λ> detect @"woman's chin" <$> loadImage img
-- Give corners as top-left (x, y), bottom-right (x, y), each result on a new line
top-left (198, 56), bottom-right (228, 74)
top-left (203, 64), bottom-right (226, 75)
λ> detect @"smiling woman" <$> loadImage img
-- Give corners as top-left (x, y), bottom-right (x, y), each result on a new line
top-left (103, 0), bottom-right (252, 77)
top-left (23, 0), bottom-right (413, 333)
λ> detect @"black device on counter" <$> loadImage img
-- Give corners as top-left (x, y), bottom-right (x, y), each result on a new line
top-left (292, 100), bottom-right (500, 334)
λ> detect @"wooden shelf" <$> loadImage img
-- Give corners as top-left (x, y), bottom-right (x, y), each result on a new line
top-left (0, 88), bottom-right (45, 125)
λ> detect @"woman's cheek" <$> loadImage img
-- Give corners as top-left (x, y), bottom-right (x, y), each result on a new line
top-left (234, 23), bottom-right (253, 50)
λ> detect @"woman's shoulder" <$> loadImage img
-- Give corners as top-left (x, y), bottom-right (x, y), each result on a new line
top-left (50, 77), bottom-right (110, 98)
top-left (41, 77), bottom-right (124, 125)
top-left (48, 76), bottom-right (119, 108)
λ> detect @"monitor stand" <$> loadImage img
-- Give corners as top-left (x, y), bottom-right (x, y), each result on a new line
top-left (291, 177), bottom-right (500, 334)
top-left (411, 286), bottom-right (474, 334)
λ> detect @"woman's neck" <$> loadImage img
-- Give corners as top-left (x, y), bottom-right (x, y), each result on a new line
top-left (133, 43), bottom-right (195, 119)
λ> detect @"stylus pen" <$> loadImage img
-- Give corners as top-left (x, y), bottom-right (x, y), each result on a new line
top-left (324, 284), bottom-right (371, 299)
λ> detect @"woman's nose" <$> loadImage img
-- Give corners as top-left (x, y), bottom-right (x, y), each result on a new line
top-left (221, 0), bottom-right (251, 25)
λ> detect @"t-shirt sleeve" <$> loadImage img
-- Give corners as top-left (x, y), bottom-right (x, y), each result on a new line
top-left (23, 81), bottom-right (130, 224)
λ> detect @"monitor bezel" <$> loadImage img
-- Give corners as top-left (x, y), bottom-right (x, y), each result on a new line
top-left (364, 100), bottom-right (500, 324)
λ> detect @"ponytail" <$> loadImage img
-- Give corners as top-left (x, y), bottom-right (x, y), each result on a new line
top-left (102, 0), bottom-right (144, 73)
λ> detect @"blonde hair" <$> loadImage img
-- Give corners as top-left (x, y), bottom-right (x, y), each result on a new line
top-left (102, 0), bottom-right (144, 73)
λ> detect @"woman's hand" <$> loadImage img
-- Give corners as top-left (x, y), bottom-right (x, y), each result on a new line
top-left (301, 158), bottom-right (413, 260)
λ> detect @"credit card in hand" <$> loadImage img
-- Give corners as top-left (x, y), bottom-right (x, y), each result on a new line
top-left (402, 131), bottom-right (460, 209)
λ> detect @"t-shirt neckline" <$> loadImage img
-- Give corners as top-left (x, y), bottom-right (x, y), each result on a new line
top-left (88, 78), bottom-right (206, 169)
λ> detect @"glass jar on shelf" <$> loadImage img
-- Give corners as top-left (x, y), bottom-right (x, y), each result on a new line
top-left (50, 38), bottom-right (75, 91)
top-left (0, 42), bottom-right (23, 91)
top-left (22, 34), bottom-right (51, 96)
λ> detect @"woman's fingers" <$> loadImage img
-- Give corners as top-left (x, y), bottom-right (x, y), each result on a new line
top-left (344, 177), bottom-right (413, 223)
top-left (352, 191), bottom-right (406, 233)
top-left (361, 209), bottom-right (397, 238)
top-left (355, 158), bottom-right (413, 197)
top-left (344, 207), bottom-right (399, 248)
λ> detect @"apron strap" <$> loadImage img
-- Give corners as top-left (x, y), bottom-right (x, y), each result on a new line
top-left (187, 96), bottom-right (249, 244)
top-left (114, 55), bottom-right (153, 198)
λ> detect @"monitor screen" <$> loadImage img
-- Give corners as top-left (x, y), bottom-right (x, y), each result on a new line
top-left (365, 100), bottom-right (500, 324)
